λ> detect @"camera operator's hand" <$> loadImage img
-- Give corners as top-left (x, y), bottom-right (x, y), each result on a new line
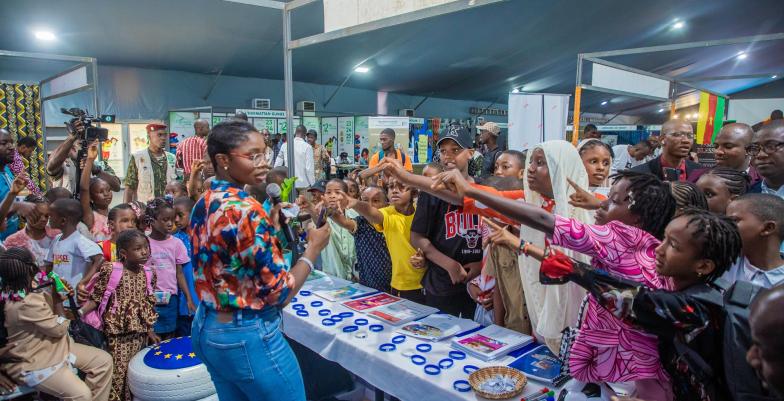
top-left (65, 118), bottom-right (85, 137)
top-left (305, 223), bottom-right (331, 254)
top-left (86, 140), bottom-right (99, 161)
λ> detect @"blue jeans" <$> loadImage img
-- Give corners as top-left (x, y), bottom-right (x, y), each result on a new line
top-left (191, 303), bottom-right (306, 401)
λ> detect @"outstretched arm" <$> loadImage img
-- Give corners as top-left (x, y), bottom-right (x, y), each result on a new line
top-left (341, 191), bottom-right (383, 226)
top-left (433, 170), bottom-right (555, 234)
top-left (381, 159), bottom-right (463, 205)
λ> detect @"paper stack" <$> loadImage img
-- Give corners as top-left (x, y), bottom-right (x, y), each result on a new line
top-left (395, 314), bottom-right (479, 341)
top-left (451, 325), bottom-right (534, 361)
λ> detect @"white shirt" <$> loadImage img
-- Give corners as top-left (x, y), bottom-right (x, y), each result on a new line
top-left (611, 145), bottom-right (647, 175)
top-left (274, 137), bottom-right (315, 189)
top-left (721, 256), bottom-right (784, 289)
top-left (44, 231), bottom-right (102, 285)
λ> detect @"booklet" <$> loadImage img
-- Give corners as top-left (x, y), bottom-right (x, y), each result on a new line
top-left (366, 300), bottom-right (438, 326)
top-left (451, 325), bottom-right (533, 361)
top-left (341, 293), bottom-right (402, 312)
top-left (507, 344), bottom-right (568, 386)
top-left (313, 284), bottom-right (374, 302)
top-left (396, 313), bottom-right (479, 341)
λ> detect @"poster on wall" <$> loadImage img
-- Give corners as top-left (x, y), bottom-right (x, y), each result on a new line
top-left (368, 117), bottom-right (410, 156)
top-left (129, 124), bottom-right (150, 155)
top-left (100, 123), bottom-right (125, 177)
top-left (278, 117), bottom-right (301, 135)
top-left (338, 117), bottom-right (354, 162)
top-left (252, 118), bottom-right (276, 133)
top-left (168, 112), bottom-right (198, 139)
top-left (354, 116), bottom-right (369, 162)
top-left (320, 117), bottom-right (338, 155)
top-left (303, 117), bottom-right (319, 135)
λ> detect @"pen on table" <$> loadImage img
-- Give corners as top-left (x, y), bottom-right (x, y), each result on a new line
top-left (522, 390), bottom-right (554, 401)
top-left (520, 387), bottom-right (549, 401)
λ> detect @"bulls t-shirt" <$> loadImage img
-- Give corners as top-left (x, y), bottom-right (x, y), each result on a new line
top-left (411, 191), bottom-right (483, 296)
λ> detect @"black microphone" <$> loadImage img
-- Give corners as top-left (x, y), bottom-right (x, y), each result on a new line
top-left (266, 183), bottom-right (297, 249)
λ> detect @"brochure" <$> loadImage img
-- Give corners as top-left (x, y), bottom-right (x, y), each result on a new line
top-left (451, 325), bottom-right (533, 361)
top-left (396, 313), bottom-right (479, 341)
top-left (366, 300), bottom-right (437, 325)
top-left (341, 293), bottom-right (402, 312)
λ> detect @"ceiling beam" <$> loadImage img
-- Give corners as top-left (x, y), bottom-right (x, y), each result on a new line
top-left (288, 0), bottom-right (507, 50)
top-left (582, 33), bottom-right (784, 58)
top-left (679, 72), bottom-right (783, 82)
top-left (0, 49), bottom-right (94, 63)
top-left (223, 0), bottom-right (284, 9)
top-left (285, 0), bottom-right (318, 11)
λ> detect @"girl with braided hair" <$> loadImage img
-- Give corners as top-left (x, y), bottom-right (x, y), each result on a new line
top-left (431, 169), bottom-right (678, 401)
top-left (143, 197), bottom-right (193, 338)
top-left (695, 166), bottom-right (750, 214)
top-left (1, 247), bottom-right (113, 400)
top-left (541, 208), bottom-right (744, 401)
top-left (670, 180), bottom-right (709, 214)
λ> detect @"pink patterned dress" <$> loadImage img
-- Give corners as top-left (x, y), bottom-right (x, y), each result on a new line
top-left (550, 215), bottom-right (671, 383)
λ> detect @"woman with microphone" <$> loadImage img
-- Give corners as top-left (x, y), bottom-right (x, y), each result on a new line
top-left (189, 120), bottom-right (330, 401)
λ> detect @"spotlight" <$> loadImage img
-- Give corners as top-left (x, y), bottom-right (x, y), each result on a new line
top-left (354, 66), bottom-right (370, 73)
top-left (512, 88), bottom-right (520, 93)
top-left (772, 75), bottom-right (778, 79)
top-left (601, 101), bottom-right (608, 106)
top-left (672, 21), bottom-right (684, 29)
top-left (736, 52), bottom-right (747, 60)
top-left (673, 114), bottom-right (680, 119)
top-left (658, 108), bottom-right (665, 113)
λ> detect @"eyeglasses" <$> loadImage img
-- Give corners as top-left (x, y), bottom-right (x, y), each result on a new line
top-left (438, 148), bottom-right (463, 157)
top-left (746, 141), bottom-right (784, 156)
top-left (230, 152), bottom-right (267, 166)
top-left (666, 131), bottom-right (695, 140)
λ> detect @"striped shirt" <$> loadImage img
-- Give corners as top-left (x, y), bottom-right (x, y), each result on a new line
top-left (175, 136), bottom-right (207, 175)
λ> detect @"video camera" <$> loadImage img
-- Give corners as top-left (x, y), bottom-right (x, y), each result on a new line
top-left (61, 107), bottom-right (114, 142)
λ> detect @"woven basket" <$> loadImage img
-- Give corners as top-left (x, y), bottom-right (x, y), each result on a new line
top-left (468, 366), bottom-right (527, 400)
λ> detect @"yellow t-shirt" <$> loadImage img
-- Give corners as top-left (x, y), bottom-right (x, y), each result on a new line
top-left (375, 205), bottom-right (423, 291)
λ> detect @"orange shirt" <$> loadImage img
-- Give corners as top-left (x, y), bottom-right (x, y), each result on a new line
top-left (368, 149), bottom-right (413, 172)
top-left (462, 184), bottom-right (525, 226)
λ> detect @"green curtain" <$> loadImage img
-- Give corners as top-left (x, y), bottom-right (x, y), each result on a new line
top-left (0, 83), bottom-right (46, 191)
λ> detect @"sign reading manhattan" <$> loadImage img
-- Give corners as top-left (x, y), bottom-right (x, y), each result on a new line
top-left (235, 109), bottom-right (287, 119)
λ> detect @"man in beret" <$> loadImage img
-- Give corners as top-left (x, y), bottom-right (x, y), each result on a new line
top-left (124, 123), bottom-right (178, 203)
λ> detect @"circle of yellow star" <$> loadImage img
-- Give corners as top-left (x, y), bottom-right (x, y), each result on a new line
top-left (175, 354), bottom-right (183, 360)
top-left (164, 354), bottom-right (172, 359)
top-left (188, 352), bottom-right (196, 358)
top-left (154, 351), bottom-right (162, 356)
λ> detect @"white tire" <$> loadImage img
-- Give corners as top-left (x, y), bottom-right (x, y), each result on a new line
top-left (128, 345), bottom-right (216, 401)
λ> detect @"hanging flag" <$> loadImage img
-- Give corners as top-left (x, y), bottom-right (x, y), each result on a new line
top-left (695, 92), bottom-right (726, 144)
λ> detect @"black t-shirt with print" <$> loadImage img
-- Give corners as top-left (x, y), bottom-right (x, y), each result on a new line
top-left (411, 191), bottom-right (483, 296)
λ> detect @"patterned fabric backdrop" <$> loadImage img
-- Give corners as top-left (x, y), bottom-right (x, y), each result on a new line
top-left (0, 83), bottom-right (46, 191)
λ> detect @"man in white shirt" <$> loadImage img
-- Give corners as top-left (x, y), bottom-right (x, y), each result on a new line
top-left (610, 140), bottom-right (653, 175)
top-left (274, 125), bottom-right (315, 190)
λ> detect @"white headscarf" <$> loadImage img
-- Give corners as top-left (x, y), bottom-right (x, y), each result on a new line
top-left (519, 140), bottom-right (594, 353)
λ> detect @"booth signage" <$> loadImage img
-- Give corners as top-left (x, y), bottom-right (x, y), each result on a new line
top-left (235, 109), bottom-right (287, 119)
top-left (469, 107), bottom-right (508, 117)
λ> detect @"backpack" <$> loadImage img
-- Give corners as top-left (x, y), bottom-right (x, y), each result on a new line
top-left (82, 262), bottom-right (154, 331)
top-left (686, 279), bottom-right (776, 401)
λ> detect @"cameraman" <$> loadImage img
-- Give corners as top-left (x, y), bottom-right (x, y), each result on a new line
top-left (46, 119), bottom-right (121, 193)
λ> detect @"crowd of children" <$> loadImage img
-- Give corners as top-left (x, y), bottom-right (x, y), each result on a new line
top-left (0, 118), bottom-right (782, 401)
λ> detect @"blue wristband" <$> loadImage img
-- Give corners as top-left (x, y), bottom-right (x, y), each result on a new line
top-left (296, 310), bottom-right (309, 317)
top-left (310, 300), bottom-right (323, 307)
top-left (342, 325), bottom-right (359, 333)
top-left (369, 324), bottom-right (384, 332)
top-left (321, 318), bottom-right (335, 326)
top-left (354, 318), bottom-right (369, 326)
top-left (449, 350), bottom-right (466, 360)
top-left (299, 290), bottom-right (312, 296)
top-left (338, 312), bottom-right (354, 318)
top-left (292, 304), bottom-right (306, 311)
top-left (378, 343), bottom-right (396, 352)
top-left (424, 364), bottom-right (441, 375)
top-left (453, 380), bottom-right (471, 392)
top-left (411, 355), bottom-right (426, 365)
top-left (391, 335), bottom-right (406, 344)
top-left (330, 315), bottom-right (343, 322)
top-left (463, 365), bottom-right (479, 374)
top-left (416, 343), bottom-right (432, 353)
top-left (318, 309), bottom-right (331, 316)
top-left (438, 358), bottom-right (454, 369)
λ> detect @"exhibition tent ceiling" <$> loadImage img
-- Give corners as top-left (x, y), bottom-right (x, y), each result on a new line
top-left (1, 0), bottom-right (782, 116)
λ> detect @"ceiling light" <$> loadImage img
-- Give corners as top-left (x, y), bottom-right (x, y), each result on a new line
top-left (658, 108), bottom-right (665, 113)
top-left (736, 52), bottom-right (747, 60)
top-left (34, 30), bottom-right (56, 41)
top-left (354, 66), bottom-right (370, 73)
top-left (673, 114), bottom-right (679, 119)
top-left (672, 21), bottom-right (684, 29)
top-left (601, 101), bottom-right (608, 106)
top-left (772, 75), bottom-right (778, 79)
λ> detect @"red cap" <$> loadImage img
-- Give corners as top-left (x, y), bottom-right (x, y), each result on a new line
top-left (146, 123), bottom-right (167, 132)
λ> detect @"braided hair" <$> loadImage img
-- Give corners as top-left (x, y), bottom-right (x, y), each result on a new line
top-left (703, 167), bottom-right (750, 197)
top-left (670, 181), bottom-right (709, 213)
top-left (679, 207), bottom-right (742, 282)
top-left (116, 229), bottom-right (149, 260)
top-left (0, 247), bottom-right (38, 294)
top-left (144, 196), bottom-right (174, 227)
top-left (609, 171), bottom-right (676, 240)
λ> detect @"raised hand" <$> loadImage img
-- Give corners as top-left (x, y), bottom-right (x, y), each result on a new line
top-left (86, 140), bottom-right (99, 160)
top-left (10, 173), bottom-right (28, 195)
top-left (338, 190), bottom-right (358, 210)
top-left (191, 159), bottom-right (206, 175)
top-left (306, 222), bottom-right (331, 252)
top-left (567, 178), bottom-right (602, 210)
top-left (431, 170), bottom-right (471, 197)
top-left (485, 218), bottom-right (521, 250)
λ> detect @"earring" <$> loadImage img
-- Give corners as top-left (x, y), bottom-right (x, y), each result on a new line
top-left (224, 166), bottom-right (228, 170)
top-left (697, 272), bottom-right (703, 277)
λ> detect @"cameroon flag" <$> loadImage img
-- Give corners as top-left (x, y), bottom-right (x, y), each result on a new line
top-left (696, 92), bottom-right (726, 144)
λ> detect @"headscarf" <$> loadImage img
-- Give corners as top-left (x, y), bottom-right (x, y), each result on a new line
top-left (519, 140), bottom-right (594, 353)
